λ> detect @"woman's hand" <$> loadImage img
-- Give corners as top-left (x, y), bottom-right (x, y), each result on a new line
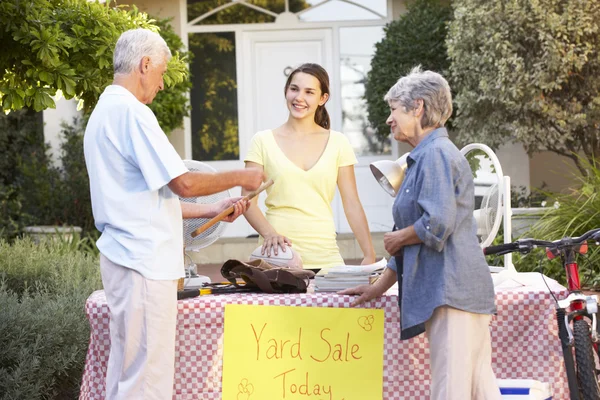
top-left (339, 268), bottom-right (398, 307)
top-left (384, 230), bottom-right (404, 256)
top-left (261, 233), bottom-right (292, 256)
top-left (338, 284), bottom-right (386, 307)
top-left (360, 255), bottom-right (377, 265)
top-left (213, 197), bottom-right (250, 222)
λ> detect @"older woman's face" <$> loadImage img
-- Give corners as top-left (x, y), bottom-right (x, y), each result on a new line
top-left (386, 100), bottom-right (418, 144)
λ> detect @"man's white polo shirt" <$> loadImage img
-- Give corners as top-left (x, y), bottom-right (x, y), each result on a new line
top-left (84, 85), bottom-right (188, 280)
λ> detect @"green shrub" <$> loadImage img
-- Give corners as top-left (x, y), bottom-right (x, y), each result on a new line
top-left (0, 237), bottom-right (101, 296)
top-left (0, 0), bottom-right (189, 127)
top-left (0, 109), bottom-right (43, 240)
top-left (514, 159), bottom-right (600, 289)
top-left (0, 184), bottom-right (30, 240)
top-left (0, 238), bottom-right (102, 399)
top-left (511, 184), bottom-right (548, 209)
top-left (0, 285), bottom-right (92, 400)
top-left (447, 0), bottom-right (600, 175)
top-left (15, 140), bottom-right (66, 230)
top-left (4, 116), bottom-right (97, 242)
top-left (53, 118), bottom-right (95, 233)
top-left (365, 0), bottom-right (452, 144)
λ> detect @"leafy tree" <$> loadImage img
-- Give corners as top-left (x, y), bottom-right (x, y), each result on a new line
top-left (186, 0), bottom-right (309, 160)
top-left (0, 0), bottom-right (189, 132)
top-left (149, 17), bottom-right (191, 133)
top-left (447, 0), bottom-right (600, 174)
top-left (365, 0), bottom-right (453, 143)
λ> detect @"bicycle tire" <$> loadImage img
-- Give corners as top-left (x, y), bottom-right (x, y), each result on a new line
top-left (574, 319), bottom-right (600, 400)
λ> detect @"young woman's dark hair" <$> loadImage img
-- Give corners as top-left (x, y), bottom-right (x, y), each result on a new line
top-left (284, 63), bottom-right (331, 129)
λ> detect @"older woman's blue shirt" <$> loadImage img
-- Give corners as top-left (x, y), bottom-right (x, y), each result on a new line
top-left (387, 128), bottom-right (496, 339)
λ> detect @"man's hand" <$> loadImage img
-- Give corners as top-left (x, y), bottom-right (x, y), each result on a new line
top-left (241, 168), bottom-right (265, 191)
top-left (214, 197), bottom-right (250, 222)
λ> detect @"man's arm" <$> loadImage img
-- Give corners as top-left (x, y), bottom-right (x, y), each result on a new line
top-left (169, 169), bottom-right (263, 198)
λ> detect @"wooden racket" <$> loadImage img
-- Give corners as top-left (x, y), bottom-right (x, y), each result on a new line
top-left (190, 179), bottom-right (274, 238)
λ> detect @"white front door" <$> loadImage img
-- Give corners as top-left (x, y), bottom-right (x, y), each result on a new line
top-left (226, 28), bottom-right (394, 239)
top-left (239, 29), bottom-right (335, 148)
top-left (233, 29), bottom-right (341, 238)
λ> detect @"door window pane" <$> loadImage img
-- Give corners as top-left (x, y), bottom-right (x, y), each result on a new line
top-left (340, 26), bottom-right (390, 156)
top-left (300, 0), bottom-right (387, 22)
top-left (188, 0), bottom-right (310, 25)
top-left (189, 32), bottom-right (239, 161)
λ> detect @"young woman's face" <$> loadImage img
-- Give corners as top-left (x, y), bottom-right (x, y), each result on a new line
top-left (285, 72), bottom-right (328, 121)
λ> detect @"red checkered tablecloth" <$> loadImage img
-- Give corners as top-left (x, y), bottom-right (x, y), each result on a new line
top-left (79, 282), bottom-right (569, 399)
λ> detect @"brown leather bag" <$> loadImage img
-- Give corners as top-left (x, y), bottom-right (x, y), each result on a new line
top-left (221, 259), bottom-right (315, 294)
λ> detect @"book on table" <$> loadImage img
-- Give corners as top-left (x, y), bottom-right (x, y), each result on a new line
top-left (314, 258), bottom-right (388, 292)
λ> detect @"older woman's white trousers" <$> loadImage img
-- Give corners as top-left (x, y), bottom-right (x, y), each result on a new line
top-left (425, 306), bottom-right (502, 400)
top-left (100, 254), bottom-right (178, 400)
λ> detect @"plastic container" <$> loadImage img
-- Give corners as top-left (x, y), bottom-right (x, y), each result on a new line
top-left (498, 379), bottom-right (552, 400)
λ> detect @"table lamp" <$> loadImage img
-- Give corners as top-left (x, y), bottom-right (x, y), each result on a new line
top-left (369, 153), bottom-right (410, 197)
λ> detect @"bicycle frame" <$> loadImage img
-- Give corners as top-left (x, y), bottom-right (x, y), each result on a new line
top-left (552, 246), bottom-right (599, 400)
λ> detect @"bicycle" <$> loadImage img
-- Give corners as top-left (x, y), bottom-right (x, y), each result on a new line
top-left (484, 227), bottom-right (600, 400)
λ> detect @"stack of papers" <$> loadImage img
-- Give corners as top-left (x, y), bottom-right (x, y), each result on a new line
top-left (314, 258), bottom-right (387, 292)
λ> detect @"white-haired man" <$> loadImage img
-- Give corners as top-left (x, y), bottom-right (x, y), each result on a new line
top-left (84, 29), bottom-right (263, 400)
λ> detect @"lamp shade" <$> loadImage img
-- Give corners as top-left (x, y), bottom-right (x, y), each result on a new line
top-left (369, 153), bottom-right (410, 197)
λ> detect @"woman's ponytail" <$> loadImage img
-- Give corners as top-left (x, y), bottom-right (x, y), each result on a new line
top-left (315, 105), bottom-right (330, 129)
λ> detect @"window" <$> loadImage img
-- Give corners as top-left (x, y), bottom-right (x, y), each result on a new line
top-left (188, 0), bottom-right (387, 25)
top-left (339, 26), bottom-right (389, 156)
top-left (299, 0), bottom-right (387, 22)
top-left (189, 32), bottom-right (239, 161)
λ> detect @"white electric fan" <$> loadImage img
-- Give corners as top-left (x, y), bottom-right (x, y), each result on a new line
top-left (474, 183), bottom-right (499, 242)
top-left (180, 160), bottom-right (231, 288)
top-left (460, 143), bottom-right (515, 275)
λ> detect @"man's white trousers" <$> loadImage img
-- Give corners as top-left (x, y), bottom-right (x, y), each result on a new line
top-left (100, 254), bottom-right (178, 400)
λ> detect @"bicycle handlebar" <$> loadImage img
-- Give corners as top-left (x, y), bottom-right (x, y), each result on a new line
top-left (483, 242), bottom-right (520, 256)
top-left (483, 228), bottom-right (600, 256)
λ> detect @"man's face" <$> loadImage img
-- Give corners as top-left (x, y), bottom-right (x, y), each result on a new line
top-left (140, 56), bottom-right (167, 104)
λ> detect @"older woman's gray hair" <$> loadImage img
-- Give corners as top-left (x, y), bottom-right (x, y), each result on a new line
top-left (113, 29), bottom-right (171, 75)
top-left (384, 66), bottom-right (452, 129)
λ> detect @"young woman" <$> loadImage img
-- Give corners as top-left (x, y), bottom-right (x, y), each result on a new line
top-left (243, 63), bottom-right (375, 271)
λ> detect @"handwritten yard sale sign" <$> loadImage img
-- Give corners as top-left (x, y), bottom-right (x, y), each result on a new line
top-left (222, 304), bottom-right (384, 400)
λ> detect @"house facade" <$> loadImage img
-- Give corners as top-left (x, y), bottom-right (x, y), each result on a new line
top-left (43, 0), bottom-right (573, 238)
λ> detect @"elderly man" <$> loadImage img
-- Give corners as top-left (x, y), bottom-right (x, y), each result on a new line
top-left (84, 29), bottom-right (263, 400)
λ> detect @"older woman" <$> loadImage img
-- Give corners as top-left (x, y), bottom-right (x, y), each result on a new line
top-left (340, 67), bottom-right (501, 399)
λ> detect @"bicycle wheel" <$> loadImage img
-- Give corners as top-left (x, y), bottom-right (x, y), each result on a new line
top-left (574, 319), bottom-right (600, 400)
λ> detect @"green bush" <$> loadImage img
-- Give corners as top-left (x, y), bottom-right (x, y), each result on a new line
top-left (365, 0), bottom-right (452, 144)
top-left (0, 109), bottom-right (43, 240)
top-left (511, 184), bottom-right (549, 209)
top-left (0, 237), bottom-right (101, 296)
top-left (0, 238), bottom-right (102, 399)
top-left (51, 118), bottom-right (95, 234)
top-left (0, 184), bottom-right (30, 239)
top-left (447, 0), bottom-right (600, 175)
top-left (514, 159), bottom-right (600, 289)
top-left (0, 115), bottom-right (96, 242)
top-left (149, 17), bottom-right (192, 134)
top-left (0, 0), bottom-right (189, 124)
